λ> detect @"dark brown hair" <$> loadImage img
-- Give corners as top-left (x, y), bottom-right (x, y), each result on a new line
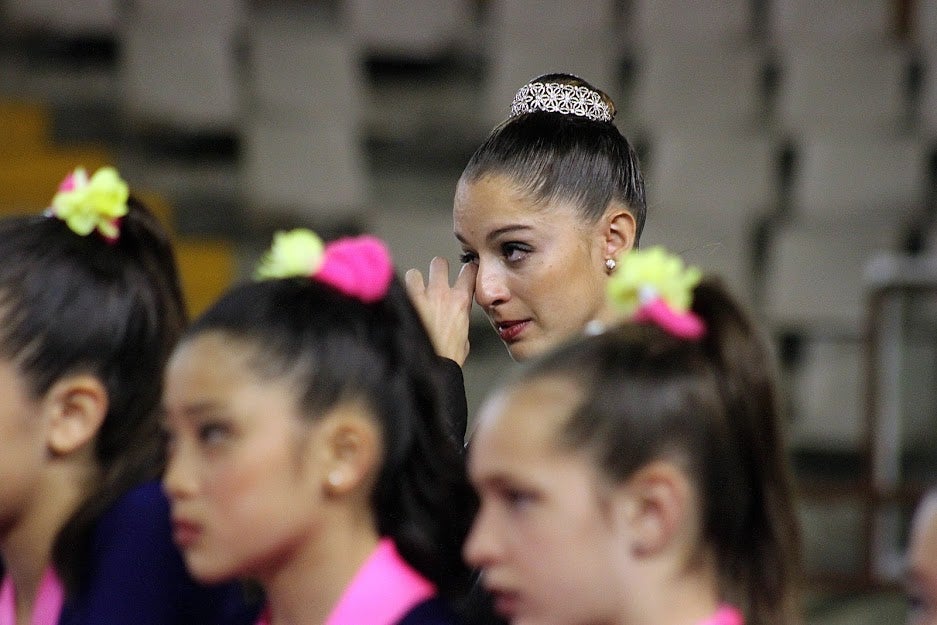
top-left (0, 196), bottom-right (187, 593)
top-left (181, 274), bottom-right (476, 599)
top-left (516, 278), bottom-right (802, 625)
top-left (461, 73), bottom-right (647, 244)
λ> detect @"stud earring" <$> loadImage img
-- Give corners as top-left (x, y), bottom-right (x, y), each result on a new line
top-left (327, 472), bottom-right (344, 488)
top-left (605, 258), bottom-right (617, 272)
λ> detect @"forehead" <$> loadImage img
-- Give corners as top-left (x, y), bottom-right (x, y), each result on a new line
top-left (453, 174), bottom-right (585, 230)
top-left (166, 331), bottom-right (282, 401)
top-left (164, 332), bottom-right (307, 425)
top-left (171, 331), bottom-right (252, 372)
top-left (470, 375), bottom-right (583, 471)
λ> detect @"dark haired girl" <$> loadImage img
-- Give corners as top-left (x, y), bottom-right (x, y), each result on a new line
top-left (0, 166), bottom-right (257, 624)
top-left (162, 230), bottom-right (476, 625)
top-left (464, 248), bottom-right (802, 625)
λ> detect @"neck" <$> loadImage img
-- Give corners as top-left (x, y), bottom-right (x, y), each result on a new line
top-left (1, 459), bottom-right (95, 621)
top-left (261, 508), bottom-right (380, 625)
top-left (620, 551), bottom-right (721, 625)
top-left (591, 300), bottom-right (619, 331)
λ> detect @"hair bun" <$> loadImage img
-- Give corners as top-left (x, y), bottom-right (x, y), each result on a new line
top-left (509, 75), bottom-right (615, 122)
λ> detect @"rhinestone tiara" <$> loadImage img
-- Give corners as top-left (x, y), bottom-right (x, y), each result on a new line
top-left (510, 81), bottom-right (613, 122)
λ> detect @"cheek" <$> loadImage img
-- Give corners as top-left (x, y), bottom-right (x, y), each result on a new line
top-left (0, 455), bottom-right (41, 525)
top-left (0, 422), bottom-right (46, 521)
top-left (543, 245), bottom-right (601, 299)
top-left (531, 496), bottom-right (615, 574)
top-left (206, 449), bottom-right (294, 519)
top-left (509, 511), bottom-right (583, 573)
top-left (195, 433), bottom-right (295, 522)
top-left (520, 259), bottom-right (570, 312)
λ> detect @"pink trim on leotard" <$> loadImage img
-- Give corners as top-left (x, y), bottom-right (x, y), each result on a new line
top-left (255, 538), bottom-right (436, 625)
top-left (696, 604), bottom-right (744, 625)
top-left (0, 568), bottom-right (65, 625)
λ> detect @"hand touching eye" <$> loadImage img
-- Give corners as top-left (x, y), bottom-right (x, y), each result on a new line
top-left (405, 256), bottom-right (477, 366)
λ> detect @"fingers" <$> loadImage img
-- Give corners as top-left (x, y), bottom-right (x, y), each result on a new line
top-left (453, 261), bottom-right (477, 307)
top-left (407, 257), bottom-right (476, 304)
top-left (404, 267), bottom-right (426, 297)
top-left (427, 256), bottom-right (451, 291)
top-left (404, 257), bottom-right (475, 365)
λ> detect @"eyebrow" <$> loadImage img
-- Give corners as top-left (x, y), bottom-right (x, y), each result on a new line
top-left (161, 401), bottom-right (223, 422)
top-left (481, 474), bottom-right (516, 489)
top-left (472, 470), bottom-right (534, 491)
top-left (456, 225), bottom-right (534, 246)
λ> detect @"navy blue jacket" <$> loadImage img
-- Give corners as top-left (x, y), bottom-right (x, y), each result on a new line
top-left (58, 480), bottom-right (260, 625)
top-left (397, 597), bottom-right (463, 625)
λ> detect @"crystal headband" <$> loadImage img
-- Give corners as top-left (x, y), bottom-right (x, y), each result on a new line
top-left (510, 82), bottom-right (614, 122)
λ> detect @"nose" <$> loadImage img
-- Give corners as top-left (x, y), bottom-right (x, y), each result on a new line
top-left (162, 439), bottom-right (198, 502)
top-left (463, 503), bottom-right (502, 569)
top-left (474, 261), bottom-right (509, 309)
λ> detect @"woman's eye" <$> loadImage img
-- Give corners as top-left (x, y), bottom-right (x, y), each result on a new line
top-left (504, 488), bottom-right (536, 510)
top-left (502, 242), bottom-right (531, 263)
top-left (198, 422), bottom-right (230, 446)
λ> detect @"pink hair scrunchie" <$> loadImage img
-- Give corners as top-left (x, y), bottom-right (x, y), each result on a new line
top-left (632, 298), bottom-right (706, 340)
top-left (317, 236), bottom-right (395, 304)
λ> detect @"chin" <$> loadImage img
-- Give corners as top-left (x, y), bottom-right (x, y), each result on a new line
top-left (184, 554), bottom-right (238, 585)
top-left (505, 335), bottom-right (559, 362)
top-left (505, 342), bottom-right (530, 362)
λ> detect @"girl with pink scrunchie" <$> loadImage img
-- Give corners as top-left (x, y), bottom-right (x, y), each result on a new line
top-left (161, 229), bottom-right (476, 625)
top-left (464, 248), bottom-right (803, 625)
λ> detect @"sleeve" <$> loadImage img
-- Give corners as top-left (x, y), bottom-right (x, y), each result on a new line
top-left (451, 577), bottom-right (508, 625)
top-left (436, 356), bottom-right (468, 444)
top-left (68, 480), bottom-right (260, 625)
top-left (396, 597), bottom-right (464, 625)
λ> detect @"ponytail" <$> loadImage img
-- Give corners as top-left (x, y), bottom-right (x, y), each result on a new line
top-left (693, 279), bottom-right (802, 625)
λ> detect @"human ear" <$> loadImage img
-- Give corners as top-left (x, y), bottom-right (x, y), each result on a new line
top-left (317, 404), bottom-right (381, 497)
top-left (602, 203), bottom-right (637, 263)
top-left (616, 461), bottom-right (690, 558)
top-left (43, 374), bottom-right (108, 456)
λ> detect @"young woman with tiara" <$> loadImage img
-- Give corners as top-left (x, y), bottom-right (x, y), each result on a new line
top-left (406, 72), bottom-right (646, 366)
top-left (161, 229), bottom-right (477, 625)
top-left (463, 246), bottom-right (803, 625)
top-left (0, 167), bottom-right (258, 624)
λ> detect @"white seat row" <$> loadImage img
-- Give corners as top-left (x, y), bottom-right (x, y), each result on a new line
top-left (240, 4), bottom-right (367, 223)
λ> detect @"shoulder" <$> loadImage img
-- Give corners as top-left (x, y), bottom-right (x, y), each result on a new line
top-left (397, 597), bottom-right (464, 625)
top-left (97, 479), bottom-right (168, 528)
top-left (91, 480), bottom-right (172, 555)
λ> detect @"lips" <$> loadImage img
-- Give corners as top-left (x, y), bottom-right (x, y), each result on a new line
top-left (171, 517), bottom-right (202, 548)
top-left (489, 589), bottom-right (521, 619)
top-left (495, 319), bottom-right (530, 343)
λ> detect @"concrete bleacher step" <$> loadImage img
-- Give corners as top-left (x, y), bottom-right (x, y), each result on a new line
top-left (0, 99), bottom-right (52, 155)
top-left (133, 188), bottom-right (178, 236)
top-left (0, 146), bottom-right (112, 215)
top-left (174, 237), bottom-right (238, 317)
top-left (128, 188), bottom-right (239, 316)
